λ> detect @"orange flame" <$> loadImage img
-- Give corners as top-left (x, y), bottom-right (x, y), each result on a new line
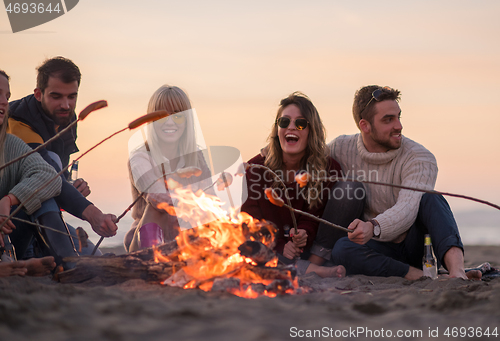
top-left (155, 179), bottom-right (298, 298)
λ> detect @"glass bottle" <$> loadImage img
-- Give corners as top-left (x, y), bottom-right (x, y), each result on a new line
top-left (69, 160), bottom-right (79, 183)
top-left (422, 234), bottom-right (438, 279)
top-left (1, 235), bottom-right (17, 262)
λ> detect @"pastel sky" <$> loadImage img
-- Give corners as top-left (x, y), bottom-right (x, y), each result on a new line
top-left (2, 0), bottom-right (499, 246)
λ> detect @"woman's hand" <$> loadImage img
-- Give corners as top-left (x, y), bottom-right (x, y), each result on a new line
top-left (283, 241), bottom-right (301, 259)
top-left (290, 228), bottom-right (308, 248)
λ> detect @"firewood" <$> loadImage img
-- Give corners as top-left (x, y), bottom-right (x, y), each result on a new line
top-left (237, 264), bottom-right (297, 280)
top-left (58, 255), bottom-right (184, 284)
top-left (238, 241), bottom-right (276, 265)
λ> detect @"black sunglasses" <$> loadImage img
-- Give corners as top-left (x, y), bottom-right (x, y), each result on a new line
top-left (359, 88), bottom-right (384, 119)
top-left (276, 117), bottom-right (309, 130)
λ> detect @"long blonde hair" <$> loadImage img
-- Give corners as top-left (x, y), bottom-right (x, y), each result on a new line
top-left (0, 70), bottom-right (10, 175)
top-left (145, 85), bottom-right (198, 169)
top-left (265, 92), bottom-right (327, 209)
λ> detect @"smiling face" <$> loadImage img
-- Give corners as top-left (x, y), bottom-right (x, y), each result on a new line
top-left (278, 104), bottom-right (309, 158)
top-left (34, 76), bottom-right (78, 127)
top-left (153, 113), bottom-right (187, 145)
top-left (361, 100), bottom-right (402, 152)
top-left (0, 74), bottom-right (10, 126)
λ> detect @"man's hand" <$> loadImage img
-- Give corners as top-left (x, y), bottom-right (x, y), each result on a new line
top-left (283, 241), bottom-right (301, 260)
top-left (72, 178), bottom-right (91, 197)
top-left (290, 228), bottom-right (308, 248)
top-left (81, 205), bottom-right (117, 237)
top-left (347, 219), bottom-right (374, 245)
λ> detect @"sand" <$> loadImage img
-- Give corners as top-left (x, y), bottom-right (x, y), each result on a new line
top-left (0, 245), bottom-right (498, 341)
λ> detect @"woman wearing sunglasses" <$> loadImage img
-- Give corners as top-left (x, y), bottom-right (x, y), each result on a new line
top-left (241, 92), bottom-right (346, 278)
top-left (125, 85), bottom-right (212, 252)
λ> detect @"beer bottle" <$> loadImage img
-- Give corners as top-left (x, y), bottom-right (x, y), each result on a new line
top-left (422, 234), bottom-right (438, 279)
top-left (69, 160), bottom-right (79, 183)
top-left (1, 235), bottom-right (17, 262)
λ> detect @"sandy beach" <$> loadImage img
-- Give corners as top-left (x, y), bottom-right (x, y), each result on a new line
top-left (0, 245), bottom-right (498, 341)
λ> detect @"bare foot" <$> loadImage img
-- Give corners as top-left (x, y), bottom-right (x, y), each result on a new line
top-left (446, 269), bottom-right (482, 280)
top-left (25, 256), bottom-right (56, 276)
top-left (466, 270), bottom-right (482, 280)
top-left (306, 263), bottom-right (346, 278)
top-left (0, 261), bottom-right (28, 277)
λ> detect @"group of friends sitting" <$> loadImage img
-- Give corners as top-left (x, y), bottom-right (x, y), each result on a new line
top-left (0, 56), bottom-right (481, 280)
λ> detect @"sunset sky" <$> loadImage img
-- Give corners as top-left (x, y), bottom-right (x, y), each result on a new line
top-left (2, 0), bottom-right (499, 246)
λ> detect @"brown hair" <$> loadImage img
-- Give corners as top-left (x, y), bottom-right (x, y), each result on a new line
top-left (36, 56), bottom-right (81, 93)
top-left (265, 92), bottom-right (327, 209)
top-left (352, 85), bottom-right (401, 129)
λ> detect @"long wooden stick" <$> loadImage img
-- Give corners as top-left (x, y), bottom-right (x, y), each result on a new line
top-left (247, 164), bottom-right (298, 234)
top-left (0, 214), bottom-right (77, 237)
top-left (0, 101), bottom-right (107, 173)
top-left (319, 176), bottom-right (500, 211)
top-left (91, 170), bottom-right (178, 255)
top-left (0, 111), bottom-right (171, 236)
top-left (280, 203), bottom-right (351, 233)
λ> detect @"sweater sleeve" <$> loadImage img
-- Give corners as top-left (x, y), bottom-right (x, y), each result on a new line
top-left (6, 137), bottom-right (62, 215)
top-left (24, 141), bottom-right (92, 219)
top-left (375, 156), bottom-right (438, 242)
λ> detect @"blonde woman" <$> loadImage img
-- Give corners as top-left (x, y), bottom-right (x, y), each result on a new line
top-left (125, 85), bottom-right (212, 252)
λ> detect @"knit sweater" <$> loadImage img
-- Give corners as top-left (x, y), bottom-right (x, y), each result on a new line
top-left (1, 134), bottom-right (62, 214)
top-left (241, 154), bottom-right (342, 255)
top-left (328, 134), bottom-right (437, 243)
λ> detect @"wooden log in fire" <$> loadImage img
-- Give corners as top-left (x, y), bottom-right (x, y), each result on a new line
top-left (57, 239), bottom-right (183, 284)
top-left (57, 255), bottom-right (185, 284)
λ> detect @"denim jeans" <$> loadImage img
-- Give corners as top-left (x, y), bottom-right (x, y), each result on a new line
top-left (310, 181), bottom-right (365, 261)
top-left (331, 193), bottom-right (463, 277)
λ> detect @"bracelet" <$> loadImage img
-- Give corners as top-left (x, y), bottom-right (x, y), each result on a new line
top-left (4, 195), bottom-right (12, 207)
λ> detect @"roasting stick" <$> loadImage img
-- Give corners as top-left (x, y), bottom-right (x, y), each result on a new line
top-left (242, 164), bottom-right (298, 234)
top-left (306, 175), bottom-right (500, 211)
top-left (0, 110), bottom-right (172, 242)
top-left (343, 177), bottom-right (500, 211)
top-left (91, 166), bottom-right (203, 255)
top-left (264, 187), bottom-right (351, 233)
top-left (0, 101), bottom-right (107, 173)
top-left (0, 214), bottom-right (77, 237)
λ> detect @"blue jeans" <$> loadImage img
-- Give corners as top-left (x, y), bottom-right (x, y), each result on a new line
top-left (331, 193), bottom-right (463, 277)
top-left (310, 181), bottom-right (365, 261)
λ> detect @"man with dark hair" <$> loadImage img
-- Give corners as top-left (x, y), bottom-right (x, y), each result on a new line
top-left (8, 57), bottom-right (117, 261)
top-left (315, 85), bottom-right (480, 280)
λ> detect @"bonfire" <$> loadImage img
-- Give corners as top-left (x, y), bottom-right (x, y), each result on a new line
top-left (59, 176), bottom-right (300, 299)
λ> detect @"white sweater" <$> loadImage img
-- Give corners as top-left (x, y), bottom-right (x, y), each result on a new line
top-left (328, 134), bottom-right (438, 242)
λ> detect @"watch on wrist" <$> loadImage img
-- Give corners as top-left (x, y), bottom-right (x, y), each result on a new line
top-left (369, 219), bottom-right (381, 238)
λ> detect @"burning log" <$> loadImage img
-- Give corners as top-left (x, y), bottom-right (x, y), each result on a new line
top-left (57, 239), bottom-right (182, 284)
top-left (238, 241), bottom-right (276, 265)
top-left (57, 255), bottom-right (184, 284)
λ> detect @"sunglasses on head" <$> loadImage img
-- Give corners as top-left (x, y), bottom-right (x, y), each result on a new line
top-left (360, 88), bottom-right (383, 116)
top-left (359, 87), bottom-right (396, 119)
top-left (276, 117), bottom-right (309, 130)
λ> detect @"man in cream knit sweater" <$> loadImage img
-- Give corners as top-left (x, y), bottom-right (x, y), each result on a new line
top-left (326, 85), bottom-right (479, 280)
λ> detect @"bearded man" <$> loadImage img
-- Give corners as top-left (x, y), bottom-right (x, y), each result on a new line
top-left (309, 85), bottom-right (480, 280)
top-left (8, 57), bottom-right (116, 261)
